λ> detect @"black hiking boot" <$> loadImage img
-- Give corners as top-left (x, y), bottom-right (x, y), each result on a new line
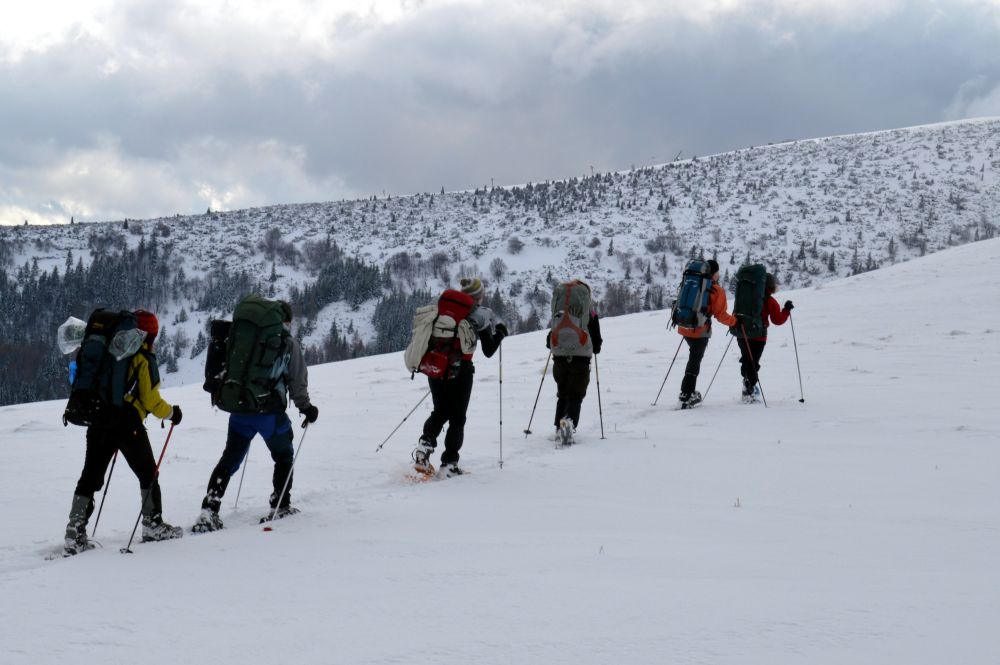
top-left (140, 486), bottom-right (183, 542)
top-left (141, 516), bottom-right (184, 542)
top-left (191, 508), bottom-right (224, 533)
top-left (437, 463), bottom-right (466, 479)
top-left (558, 417), bottom-right (575, 445)
top-left (63, 494), bottom-right (95, 556)
top-left (679, 391), bottom-right (703, 409)
top-left (412, 436), bottom-right (436, 475)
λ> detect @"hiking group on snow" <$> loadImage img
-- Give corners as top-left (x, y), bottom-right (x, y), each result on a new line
top-left (53, 259), bottom-right (796, 557)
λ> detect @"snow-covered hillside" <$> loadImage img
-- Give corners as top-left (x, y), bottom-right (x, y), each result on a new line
top-left (2, 118), bottom-right (998, 394)
top-left (2, 238), bottom-right (998, 664)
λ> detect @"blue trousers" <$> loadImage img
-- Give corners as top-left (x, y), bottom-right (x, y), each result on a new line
top-left (201, 412), bottom-right (295, 510)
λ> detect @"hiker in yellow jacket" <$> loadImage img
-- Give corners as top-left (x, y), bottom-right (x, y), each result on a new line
top-left (62, 309), bottom-right (184, 555)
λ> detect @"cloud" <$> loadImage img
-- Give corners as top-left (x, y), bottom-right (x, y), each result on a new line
top-left (2, 0), bottom-right (1000, 224)
top-left (945, 76), bottom-right (1000, 119)
top-left (0, 135), bottom-right (352, 223)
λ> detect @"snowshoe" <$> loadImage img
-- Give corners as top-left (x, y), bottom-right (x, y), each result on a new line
top-left (437, 463), bottom-right (466, 479)
top-left (412, 440), bottom-right (436, 476)
top-left (259, 506), bottom-right (300, 524)
top-left (679, 391), bottom-right (703, 410)
top-left (557, 417), bottom-right (576, 446)
top-left (141, 517), bottom-right (184, 542)
top-left (191, 509), bottom-right (224, 534)
top-left (61, 536), bottom-right (97, 558)
top-left (740, 383), bottom-right (761, 404)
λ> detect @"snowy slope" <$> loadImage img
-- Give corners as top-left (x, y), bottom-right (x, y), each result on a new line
top-left (1, 238), bottom-right (999, 664)
top-left (3, 117), bottom-right (999, 390)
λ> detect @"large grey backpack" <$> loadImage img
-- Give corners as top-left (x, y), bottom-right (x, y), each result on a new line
top-left (549, 280), bottom-right (593, 357)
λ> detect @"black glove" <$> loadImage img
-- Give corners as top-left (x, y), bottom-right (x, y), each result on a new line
top-left (494, 323), bottom-right (508, 338)
top-left (169, 405), bottom-right (183, 426)
top-left (300, 404), bottom-right (319, 424)
top-left (784, 300), bottom-right (794, 312)
top-left (593, 344), bottom-right (601, 355)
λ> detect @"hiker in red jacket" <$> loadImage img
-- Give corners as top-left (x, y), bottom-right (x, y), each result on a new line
top-left (735, 273), bottom-right (792, 402)
top-left (676, 259), bottom-right (737, 408)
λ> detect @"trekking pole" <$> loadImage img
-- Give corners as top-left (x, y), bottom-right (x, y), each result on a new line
top-left (789, 312), bottom-right (805, 403)
top-left (375, 389), bottom-right (432, 452)
top-left (651, 337), bottom-right (684, 406)
top-left (523, 351), bottom-right (552, 437)
top-left (232, 447), bottom-right (250, 508)
top-left (498, 344), bottom-right (504, 469)
top-left (121, 423), bottom-right (175, 554)
top-left (594, 355), bottom-right (605, 440)
top-left (263, 423), bottom-right (309, 529)
top-left (701, 334), bottom-right (734, 402)
top-left (738, 322), bottom-right (768, 408)
top-left (91, 451), bottom-right (118, 537)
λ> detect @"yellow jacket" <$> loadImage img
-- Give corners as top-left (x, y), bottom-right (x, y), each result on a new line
top-left (124, 345), bottom-right (173, 421)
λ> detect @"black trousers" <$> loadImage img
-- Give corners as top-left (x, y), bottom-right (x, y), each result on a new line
top-left (422, 361), bottom-right (474, 465)
top-left (680, 337), bottom-right (709, 395)
top-left (74, 407), bottom-right (158, 498)
top-left (553, 356), bottom-right (591, 428)
top-left (738, 338), bottom-right (767, 389)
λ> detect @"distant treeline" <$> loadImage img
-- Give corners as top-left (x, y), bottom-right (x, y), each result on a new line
top-left (0, 229), bottom-right (660, 406)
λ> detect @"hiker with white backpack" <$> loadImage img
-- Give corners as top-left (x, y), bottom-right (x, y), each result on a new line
top-left (404, 277), bottom-right (508, 478)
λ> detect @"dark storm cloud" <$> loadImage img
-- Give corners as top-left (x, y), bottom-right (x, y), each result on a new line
top-left (2, 0), bottom-right (999, 224)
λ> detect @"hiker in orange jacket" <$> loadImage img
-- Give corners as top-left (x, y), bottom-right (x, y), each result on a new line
top-left (676, 260), bottom-right (737, 408)
top-left (735, 273), bottom-right (792, 402)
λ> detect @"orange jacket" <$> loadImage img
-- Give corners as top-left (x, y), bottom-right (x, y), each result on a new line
top-left (678, 283), bottom-right (737, 339)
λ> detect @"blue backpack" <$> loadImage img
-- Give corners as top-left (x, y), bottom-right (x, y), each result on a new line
top-left (671, 260), bottom-right (713, 329)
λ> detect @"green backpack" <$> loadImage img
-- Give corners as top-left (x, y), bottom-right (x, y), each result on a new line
top-left (215, 295), bottom-right (291, 414)
top-left (732, 264), bottom-right (768, 339)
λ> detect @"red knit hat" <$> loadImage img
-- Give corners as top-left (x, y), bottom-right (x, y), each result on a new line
top-left (134, 309), bottom-right (159, 341)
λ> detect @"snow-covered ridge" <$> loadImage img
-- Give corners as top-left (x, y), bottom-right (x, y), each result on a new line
top-left (1, 117), bottom-right (998, 389)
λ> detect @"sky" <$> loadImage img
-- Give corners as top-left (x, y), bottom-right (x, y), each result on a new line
top-left (2, 0), bottom-right (1000, 226)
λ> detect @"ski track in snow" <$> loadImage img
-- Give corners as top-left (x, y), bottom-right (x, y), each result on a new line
top-left (1, 239), bottom-right (999, 664)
